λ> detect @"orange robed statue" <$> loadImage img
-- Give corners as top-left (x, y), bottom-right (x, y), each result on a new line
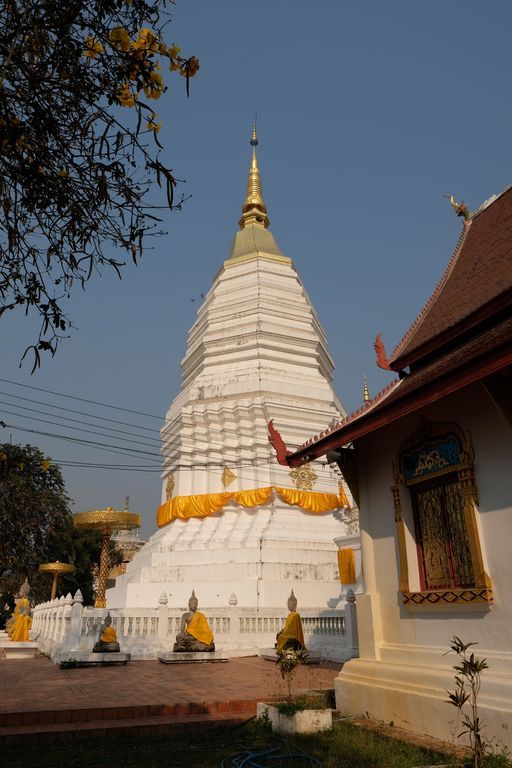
top-left (93, 612), bottom-right (120, 653)
top-left (276, 590), bottom-right (306, 652)
top-left (8, 578), bottom-right (32, 642)
top-left (173, 591), bottom-right (215, 652)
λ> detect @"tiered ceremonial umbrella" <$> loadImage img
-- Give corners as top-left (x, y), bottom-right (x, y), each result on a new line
top-left (38, 561), bottom-right (75, 600)
top-left (74, 507), bottom-right (140, 608)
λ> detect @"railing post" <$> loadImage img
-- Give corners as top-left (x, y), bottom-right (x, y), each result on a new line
top-left (157, 591), bottom-right (169, 642)
top-left (344, 588), bottom-right (359, 657)
top-left (62, 589), bottom-right (84, 651)
top-left (228, 595), bottom-right (240, 652)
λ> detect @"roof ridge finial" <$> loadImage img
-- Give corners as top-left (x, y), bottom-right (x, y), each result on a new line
top-left (363, 374), bottom-right (370, 404)
top-left (239, 121), bottom-right (269, 230)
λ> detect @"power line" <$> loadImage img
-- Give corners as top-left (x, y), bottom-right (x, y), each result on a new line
top-left (0, 377), bottom-right (164, 420)
top-left (0, 399), bottom-right (162, 444)
top-left (0, 390), bottom-right (162, 434)
top-left (0, 422), bottom-right (162, 460)
top-left (0, 407), bottom-right (161, 450)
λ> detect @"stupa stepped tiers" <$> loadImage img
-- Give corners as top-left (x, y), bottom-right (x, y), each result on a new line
top-left (107, 129), bottom-right (355, 611)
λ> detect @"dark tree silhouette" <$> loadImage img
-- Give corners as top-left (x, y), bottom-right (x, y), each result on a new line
top-left (0, 0), bottom-right (199, 368)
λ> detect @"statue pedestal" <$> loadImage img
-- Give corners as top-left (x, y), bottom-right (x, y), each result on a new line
top-left (56, 651), bottom-right (130, 668)
top-left (158, 651), bottom-right (228, 664)
top-left (0, 641), bottom-right (39, 659)
top-left (257, 647), bottom-right (321, 664)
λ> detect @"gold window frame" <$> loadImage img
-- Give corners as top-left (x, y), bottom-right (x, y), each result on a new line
top-left (391, 418), bottom-right (493, 607)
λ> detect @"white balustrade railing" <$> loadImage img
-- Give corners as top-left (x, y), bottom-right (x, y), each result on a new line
top-left (30, 590), bottom-right (358, 663)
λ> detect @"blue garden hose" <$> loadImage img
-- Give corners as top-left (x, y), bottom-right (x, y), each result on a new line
top-left (221, 742), bottom-right (322, 767)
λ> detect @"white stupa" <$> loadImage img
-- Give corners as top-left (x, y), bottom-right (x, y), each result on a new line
top-left (107, 128), bottom-right (352, 610)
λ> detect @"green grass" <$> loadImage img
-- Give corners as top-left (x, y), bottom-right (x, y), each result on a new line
top-left (1, 719), bottom-right (469, 768)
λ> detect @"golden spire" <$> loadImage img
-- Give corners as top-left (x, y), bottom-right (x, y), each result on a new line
top-left (363, 375), bottom-right (370, 404)
top-left (239, 123), bottom-right (270, 230)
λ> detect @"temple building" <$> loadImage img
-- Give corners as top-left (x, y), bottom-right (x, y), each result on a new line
top-left (274, 186), bottom-right (512, 746)
top-left (107, 129), bottom-right (355, 611)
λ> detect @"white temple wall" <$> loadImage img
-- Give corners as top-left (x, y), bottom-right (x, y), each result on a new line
top-left (336, 383), bottom-right (512, 747)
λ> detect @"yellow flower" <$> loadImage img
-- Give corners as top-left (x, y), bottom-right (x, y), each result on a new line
top-left (85, 35), bottom-right (104, 58)
top-left (146, 117), bottom-right (162, 134)
top-left (168, 43), bottom-right (181, 71)
top-left (109, 27), bottom-right (131, 52)
top-left (41, 460), bottom-right (51, 471)
top-left (179, 56), bottom-right (200, 78)
top-left (134, 28), bottom-right (159, 55)
top-left (116, 82), bottom-right (136, 107)
top-left (143, 69), bottom-right (164, 99)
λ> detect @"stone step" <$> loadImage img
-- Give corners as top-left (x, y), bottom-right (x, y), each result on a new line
top-left (0, 698), bottom-right (257, 728)
top-left (0, 710), bottom-right (253, 745)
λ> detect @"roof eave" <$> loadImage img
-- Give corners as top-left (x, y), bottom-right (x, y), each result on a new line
top-left (287, 342), bottom-right (512, 466)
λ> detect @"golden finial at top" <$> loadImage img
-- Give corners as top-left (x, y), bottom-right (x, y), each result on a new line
top-left (239, 124), bottom-right (269, 230)
top-left (363, 375), bottom-right (370, 404)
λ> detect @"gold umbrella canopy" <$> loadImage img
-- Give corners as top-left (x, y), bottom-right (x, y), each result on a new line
top-left (73, 507), bottom-right (141, 608)
top-left (38, 562), bottom-right (75, 575)
top-left (38, 561), bottom-right (75, 600)
top-left (73, 507), bottom-right (141, 533)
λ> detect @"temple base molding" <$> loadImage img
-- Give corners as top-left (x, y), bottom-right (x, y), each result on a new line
top-left (335, 653), bottom-right (512, 748)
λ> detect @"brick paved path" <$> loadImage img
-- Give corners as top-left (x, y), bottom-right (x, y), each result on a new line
top-left (0, 656), bottom-right (339, 727)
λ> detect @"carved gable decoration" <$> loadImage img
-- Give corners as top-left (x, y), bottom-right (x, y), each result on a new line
top-left (396, 417), bottom-right (473, 487)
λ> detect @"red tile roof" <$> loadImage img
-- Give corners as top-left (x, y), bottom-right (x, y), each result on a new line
top-left (390, 185), bottom-right (512, 370)
top-left (289, 316), bottom-right (512, 465)
top-left (281, 184), bottom-right (512, 466)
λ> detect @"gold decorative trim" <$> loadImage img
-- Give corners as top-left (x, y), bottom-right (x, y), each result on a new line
top-left (289, 464), bottom-right (318, 491)
top-left (402, 588), bottom-right (493, 606)
top-left (165, 473), bottom-right (175, 501)
top-left (221, 466), bottom-right (237, 488)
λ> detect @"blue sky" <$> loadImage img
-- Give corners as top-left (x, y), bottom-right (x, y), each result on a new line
top-left (2, 1), bottom-right (512, 536)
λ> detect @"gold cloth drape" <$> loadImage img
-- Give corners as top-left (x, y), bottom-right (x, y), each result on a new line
top-left (275, 611), bottom-right (305, 651)
top-left (186, 611), bottom-right (214, 645)
top-left (157, 486), bottom-right (341, 527)
top-left (7, 598), bottom-right (32, 642)
top-left (337, 548), bottom-right (356, 584)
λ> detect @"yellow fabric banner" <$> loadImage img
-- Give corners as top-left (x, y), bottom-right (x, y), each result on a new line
top-left (338, 483), bottom-right (351, 510)
top-left (157, 486), bottom-right (342, 527)
top-left (337, 548), bottom-right (356, 584)
top-left (275, 487), bottom-right (341, 513)
top-left (186, 611), bottom-right (214, 645)
top-left (157, 487), bottom-right (273, 527)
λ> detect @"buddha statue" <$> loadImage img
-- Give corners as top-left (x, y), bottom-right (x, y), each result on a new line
top-left (173, 590), bottom-right (215, 652)
top-left (8, 578), bottom-right (32, 642)
top-left (93, 612), bottom-right (120, 653)
top-left (275, 590), bottom-right (306, 652)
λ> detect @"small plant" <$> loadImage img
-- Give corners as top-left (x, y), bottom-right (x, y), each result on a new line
top-left (275, 646), bottom-right (310, 702)
top-left (274, 698), bottom-right (306, 717)
top-left (445, 635), bottom-right (489, 768)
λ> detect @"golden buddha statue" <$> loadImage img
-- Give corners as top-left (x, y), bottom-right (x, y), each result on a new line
top-left (275, 590), bottom-right (305, 652)
top-left (173, 591), bottom-right (215, 652)
top-left (8, 578), bottom-right (32, 642)
top-left (93, 612), bottom-right (120, 653)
